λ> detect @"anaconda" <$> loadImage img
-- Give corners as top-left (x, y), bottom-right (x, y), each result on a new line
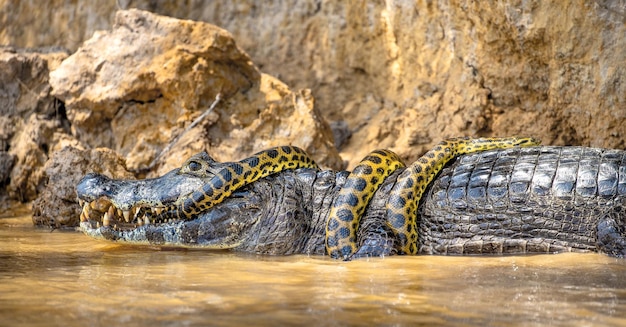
top-left (76, 139), bottom-right (626, 259)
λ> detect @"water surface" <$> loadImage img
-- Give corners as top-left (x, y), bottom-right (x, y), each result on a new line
top-left (2, 204), bottom-right (626, 326)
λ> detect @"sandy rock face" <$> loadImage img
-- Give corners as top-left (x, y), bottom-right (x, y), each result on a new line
top-left (30, 9), bottom-right (342, 226)
top-left (49, 9), bottom-right (342, 174)
top-left (245, 0), bottom-right (624, 166)
top-left (0, 47), bottom-right (72, 201)
top-left (4, 2), bottom-right (624, 168)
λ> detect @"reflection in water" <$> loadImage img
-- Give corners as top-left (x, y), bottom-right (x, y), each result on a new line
top-left (1, 204), bottom-right (626, 326)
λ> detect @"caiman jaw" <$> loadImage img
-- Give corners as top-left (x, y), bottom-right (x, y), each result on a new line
top-left (79, 197), bottom-right (176, 231)
top-left (75, 167), bottom-right (209, 234)
top-left (75, 153), bottom-right (270, 249)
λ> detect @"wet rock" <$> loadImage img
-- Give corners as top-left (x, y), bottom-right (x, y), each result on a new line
top-left (0, 116), bottom-right (14, 190)
top-left (0, 47), bottom-right (72, 201)
top-left (0, 152), bottom-right (14, 187)
top-left (49, 9), bottom-right (342, 175)
top-left (32, 146), bottom-right (134, 228)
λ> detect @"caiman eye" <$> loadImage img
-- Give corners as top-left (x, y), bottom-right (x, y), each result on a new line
top-left (188, 161), bottom-right (202, 172)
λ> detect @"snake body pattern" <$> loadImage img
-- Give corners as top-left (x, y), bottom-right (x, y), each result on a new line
top-left (161, 146), bottom-right (319, 220)
top-left (158, 137), bottom-right (540, 258)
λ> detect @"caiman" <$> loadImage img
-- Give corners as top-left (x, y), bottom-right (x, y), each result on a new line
top-left (76, 137), bottom-right (626, 260)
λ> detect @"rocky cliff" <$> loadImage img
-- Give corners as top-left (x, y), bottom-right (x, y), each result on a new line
top-left (2, 1), bottom-right (624, 165)
top-left (0, 47), bottom-right (70, 203)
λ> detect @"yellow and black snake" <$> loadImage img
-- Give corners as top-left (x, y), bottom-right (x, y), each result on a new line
top-left (324, 149), bottom-right (405, 258)
top-left (163, 146), bottom-right (319, 219)
top-left (162, 137), bottom-right (540, 258)
top-left (326, 137), bottom-right (540, 258)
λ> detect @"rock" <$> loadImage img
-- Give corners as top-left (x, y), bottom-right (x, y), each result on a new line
top-left (6, 2), bottom-right (624, 167)
top-left (49, 9), bottom-right (342, 175)
top-left (329, 120), bottom-right (351, 150)
top-left (0, 152), bottom-right (14, 186)
top-left (0, 47), bottom-right (73, 201)
top-left (31, 146), bottom-right (134, 228)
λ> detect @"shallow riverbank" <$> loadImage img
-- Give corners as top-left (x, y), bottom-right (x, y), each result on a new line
top-left (2, 204), bottom-right (626, 326)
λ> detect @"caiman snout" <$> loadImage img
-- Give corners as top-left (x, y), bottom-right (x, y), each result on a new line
top-left (76, 173), bottom-right (116, 202)
top-left (75, 168), bottom-right (210, 231)
top-left (75, 163), bottom-right (263, 249)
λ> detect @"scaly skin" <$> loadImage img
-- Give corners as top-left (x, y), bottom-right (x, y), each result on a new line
top-left (325, 149), bottom-right (405, 259)
top-left (418, 146), bottom-right (626, 256)
top-left (105, 137), bottom-right (537, 258)
top-left (325, 137), bottom-right (540, 259)
top-left (161, 146), bottom-right (318, 220)
top-left (386, 137), bottom-right (540, 254)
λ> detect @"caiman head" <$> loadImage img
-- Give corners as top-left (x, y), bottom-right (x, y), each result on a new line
top-left (75, 152), bottom-right (266, 249)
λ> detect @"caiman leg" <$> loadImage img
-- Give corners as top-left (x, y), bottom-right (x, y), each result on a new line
top-left (386, 137), bottom-right (541, 255)
top-left (597, 208), bottom-right (626, 258)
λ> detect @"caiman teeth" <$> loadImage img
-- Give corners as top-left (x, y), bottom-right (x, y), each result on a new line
top-left (79, 199), bottom-right (177, 230)
top-left (103, 212), bottom-right (110, 227)
top-left (108, 205), bottom-right (116, 219)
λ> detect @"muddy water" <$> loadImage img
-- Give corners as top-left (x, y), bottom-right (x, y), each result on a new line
top-left (2, 205), bottom-right (626, 326)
